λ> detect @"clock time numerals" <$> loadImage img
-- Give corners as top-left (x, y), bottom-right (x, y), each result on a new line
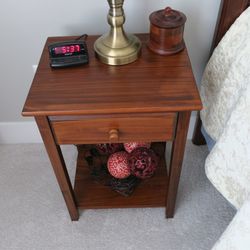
top-left (55, 45), bottom-right (81, 55)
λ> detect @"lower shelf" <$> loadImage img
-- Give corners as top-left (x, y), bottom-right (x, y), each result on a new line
top-left (74, 142), bottom-right (168, 209)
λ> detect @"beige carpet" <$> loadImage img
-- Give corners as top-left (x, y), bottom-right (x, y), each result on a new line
top-left (0, 142), bottom-right (235, 250)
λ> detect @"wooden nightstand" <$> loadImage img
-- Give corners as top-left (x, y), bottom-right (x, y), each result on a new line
top-left (22, 34), bottom-right (202, 221)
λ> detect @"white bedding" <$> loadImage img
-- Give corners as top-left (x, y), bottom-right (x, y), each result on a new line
top-left (205, 83), bottom-right (250, 209)
top-left (212, 198), bottom-right (250, 250)
top-left (200, 7), bottom-right (250, 141)
top-left (200, 7), bottom-right (250, 209)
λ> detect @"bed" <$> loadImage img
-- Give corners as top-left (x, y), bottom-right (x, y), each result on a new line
top-left (192, 1), bottom-right (250, 249)
top-left (192, 0), bottom-right (250, 145)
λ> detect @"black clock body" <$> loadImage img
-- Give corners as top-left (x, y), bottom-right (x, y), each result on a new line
top-left (48, 41), bottom-right (89, 68)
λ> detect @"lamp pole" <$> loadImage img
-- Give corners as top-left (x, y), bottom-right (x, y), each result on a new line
top-left (94, 0), bottom-right (141, 65)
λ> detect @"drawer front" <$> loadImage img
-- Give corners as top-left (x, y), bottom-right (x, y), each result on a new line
top-left (50, 113), bottom-right (177, 144)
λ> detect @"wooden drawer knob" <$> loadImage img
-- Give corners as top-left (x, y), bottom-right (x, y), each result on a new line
top-left (109, 129), bottom-right (119, 141)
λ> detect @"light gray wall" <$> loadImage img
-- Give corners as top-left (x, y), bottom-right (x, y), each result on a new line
top-left (0, 0), bottom-right (220, 122)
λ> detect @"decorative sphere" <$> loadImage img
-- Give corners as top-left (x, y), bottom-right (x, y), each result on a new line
top-left (128, 147), bottom-right (159, 179)
top-left (124, 142), bottom-right (151, 153)
top-left (95, 143), bottom-right (123, 155)
top-left (107, 151), bottom-right (131, 179)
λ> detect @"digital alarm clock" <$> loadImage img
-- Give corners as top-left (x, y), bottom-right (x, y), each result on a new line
top-left (48, 40), bottom-right (89, 68)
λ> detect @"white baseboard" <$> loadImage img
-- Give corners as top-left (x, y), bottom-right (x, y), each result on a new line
top-left (0, 113), bottom-right (196, 144)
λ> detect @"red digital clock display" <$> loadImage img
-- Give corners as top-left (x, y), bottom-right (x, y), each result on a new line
top-left (48, 40), bottom-right (88, 67)
top-left (54, 45), bottom-right (81, 55)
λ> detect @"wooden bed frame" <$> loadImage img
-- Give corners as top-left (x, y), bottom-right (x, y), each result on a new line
top-left (192, 0), bottom-right (250, 145)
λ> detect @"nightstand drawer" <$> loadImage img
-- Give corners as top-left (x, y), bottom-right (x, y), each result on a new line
top-left (50, 113), bottom-right (177, 144)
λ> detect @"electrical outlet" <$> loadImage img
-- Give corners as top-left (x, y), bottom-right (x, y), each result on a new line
top-left (32, 65), bottom-right (38, 73)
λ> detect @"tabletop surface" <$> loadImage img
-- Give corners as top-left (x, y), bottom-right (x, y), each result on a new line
top-left (22, 34), bottom-right (202, 116)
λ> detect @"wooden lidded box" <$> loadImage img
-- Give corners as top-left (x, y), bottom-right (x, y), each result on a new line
top-left (147, 7), bottom-right (186, 55)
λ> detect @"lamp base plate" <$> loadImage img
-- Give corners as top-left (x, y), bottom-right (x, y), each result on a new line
top-left (94, 34), bottom-right (141, 66)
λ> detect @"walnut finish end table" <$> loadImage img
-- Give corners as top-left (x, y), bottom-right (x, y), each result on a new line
top-left (22, 34), bottom-right (202, 221)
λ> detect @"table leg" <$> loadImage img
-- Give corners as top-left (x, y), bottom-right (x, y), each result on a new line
top-left (35, 116), bottom-right (79, 221)
top-left (166, 111), bottom-right (191, 218)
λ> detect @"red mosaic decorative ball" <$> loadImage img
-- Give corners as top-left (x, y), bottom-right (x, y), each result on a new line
top-left (128, 147), bottom-right (159, 179)
top-left (107, 151), bottom-right (131, 179)
top-left (95, 143), bottom-right (123, 155)
top-left (124, 142), bottom-right (151, 153)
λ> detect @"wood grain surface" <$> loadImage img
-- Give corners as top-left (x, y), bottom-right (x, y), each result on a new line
top-left (22, 34), bottom-right (201, 117)
top-left (22, 34), bottom-right (201, 220)
top-left (35, 116), bottom-right (79, 221)
top-left (166, 111), bottom-right (191, 218)
top-left (50, 113), bottom-right (176, 144)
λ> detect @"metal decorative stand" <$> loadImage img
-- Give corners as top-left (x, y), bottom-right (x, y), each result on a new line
top-left (94, 0), bottom-right (141, 65)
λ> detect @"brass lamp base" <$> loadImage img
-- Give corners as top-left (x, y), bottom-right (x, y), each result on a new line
top-left (94, 34), bottom-right (141, 65)
top-left (94, 0), bottom-right (141, 66)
